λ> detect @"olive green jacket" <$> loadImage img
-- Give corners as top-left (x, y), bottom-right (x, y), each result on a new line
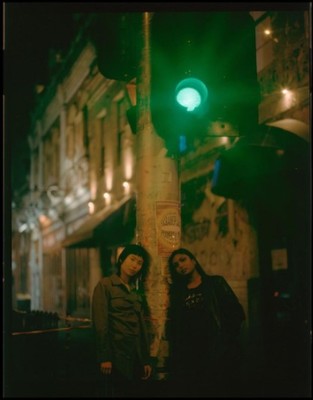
top-left (92, 274), bottom-right (151, 379)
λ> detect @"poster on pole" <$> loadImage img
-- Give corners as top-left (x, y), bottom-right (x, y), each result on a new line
top-left (156, 201), bottom-right (181, 257)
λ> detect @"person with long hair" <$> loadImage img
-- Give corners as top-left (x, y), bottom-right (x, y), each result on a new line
top-left (92, 244), bottom-right (152, 397)
top-left (167, 248), bottom-right (245, 397)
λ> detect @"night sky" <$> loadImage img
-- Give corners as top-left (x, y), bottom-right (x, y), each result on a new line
top-left (4, 3), bottom-right (81, 193)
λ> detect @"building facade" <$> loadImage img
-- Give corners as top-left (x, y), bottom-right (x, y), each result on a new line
top-left (12, 28), bottom-right (138, 317)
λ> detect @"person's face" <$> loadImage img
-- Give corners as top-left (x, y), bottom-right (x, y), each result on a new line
top-left (171, 253), bottom-right (196, 276)
top-left (121, 254), bottom-right (144, 278)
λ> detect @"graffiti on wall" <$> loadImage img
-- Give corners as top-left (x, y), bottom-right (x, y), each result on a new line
top-left (182, 172), bottom-right (228, 243)
top-left (182, 172), bottom-right (227, 271)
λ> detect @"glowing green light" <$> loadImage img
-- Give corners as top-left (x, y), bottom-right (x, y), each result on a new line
top-left (175, 77), bottom-right (208, 112)
top-left (176, 88), bottom-right (201, 111)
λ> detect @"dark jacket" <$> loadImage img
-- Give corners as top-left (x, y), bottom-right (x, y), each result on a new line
top-left (168, 274), bottom-right (245, 369)
top-left (92, 274), bottom-right (151, 380)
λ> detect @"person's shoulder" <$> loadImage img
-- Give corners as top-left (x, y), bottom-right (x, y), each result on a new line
top-left (98, 275), bottom-right (114, 288)
top-left (204, 274), bottom-right (228, 287)
top-left (169, 281), bottom-right (185, 297)
top-left (210, 274), bottom-right (226, 282)
top-left (203, 274), bottom-right (225, 282)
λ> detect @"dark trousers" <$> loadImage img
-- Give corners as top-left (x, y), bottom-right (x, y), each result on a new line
top-left (168, 357), bottom-right (243, 397)
top-left (96, 368), bottom-right (149, 398)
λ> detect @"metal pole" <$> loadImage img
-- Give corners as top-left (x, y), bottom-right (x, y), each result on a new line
top-left (136, 12), bottom-right (181, 380)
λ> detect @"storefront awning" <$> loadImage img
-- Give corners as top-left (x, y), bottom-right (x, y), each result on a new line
top-left (266, 118), bottom-right (309, 143)
top-left (211, 119), bottom-right (310, 199)
top-left (62, 196), bottom-right (136, 248)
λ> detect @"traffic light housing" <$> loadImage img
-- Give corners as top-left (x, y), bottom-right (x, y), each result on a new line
top-left (150, 12), bottom-right (260, 155)
top-left (89, 13), bottom-right (142, 82)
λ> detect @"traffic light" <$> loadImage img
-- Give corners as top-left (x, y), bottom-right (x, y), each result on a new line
top-left (89, 13), bottom-right (142, 82)
top-left (150, 12), bottom-right (260, 156)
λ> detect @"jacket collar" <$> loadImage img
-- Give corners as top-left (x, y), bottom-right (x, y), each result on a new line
top-left (111, 273), bottom-right (124, 286)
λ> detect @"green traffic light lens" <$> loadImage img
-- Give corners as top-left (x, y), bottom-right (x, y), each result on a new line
top-left (176, 88), bottom-right (201, 111)
top-left (175, 78), bottom-right (208, 112)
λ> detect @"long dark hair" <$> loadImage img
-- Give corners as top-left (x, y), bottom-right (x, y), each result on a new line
top-left (116, 244), bottom-right (150, 284)
top-left (168, 247), bottom-right (207, 283)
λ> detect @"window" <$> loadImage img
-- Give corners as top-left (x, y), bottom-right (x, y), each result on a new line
top-left (66, 124), bottom-right (75, 160)
top-left (42, 125), bottom-right (60, 186)
top-left (99, 116), bottom-right (106, 177)
top-left (52, 127), bottom-right (60, 182)
top-left (43, 134), bottom-right (52, 185)
top-left (255, 16), bottom-right (274, 73)
top-left (66, 104), bottom-right (78, 160)
top-left (116, 97), bottom-right (128, 165)
top-left (42, 249), bottom-right (62, 312)
top-left (66, 248), bottom-right (91, 317)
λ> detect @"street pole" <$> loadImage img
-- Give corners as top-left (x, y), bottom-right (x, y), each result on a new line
top-left (135, 12), bottom-right (181, 379)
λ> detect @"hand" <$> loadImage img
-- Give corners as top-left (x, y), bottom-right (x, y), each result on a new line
top-left (141, 364), bottom-right (152, 380)
top-left (100, 361), bottom-right (112, 375)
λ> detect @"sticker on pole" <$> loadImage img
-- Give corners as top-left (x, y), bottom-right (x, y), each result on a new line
top-left (156, 201), bottom-right (181, 256)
